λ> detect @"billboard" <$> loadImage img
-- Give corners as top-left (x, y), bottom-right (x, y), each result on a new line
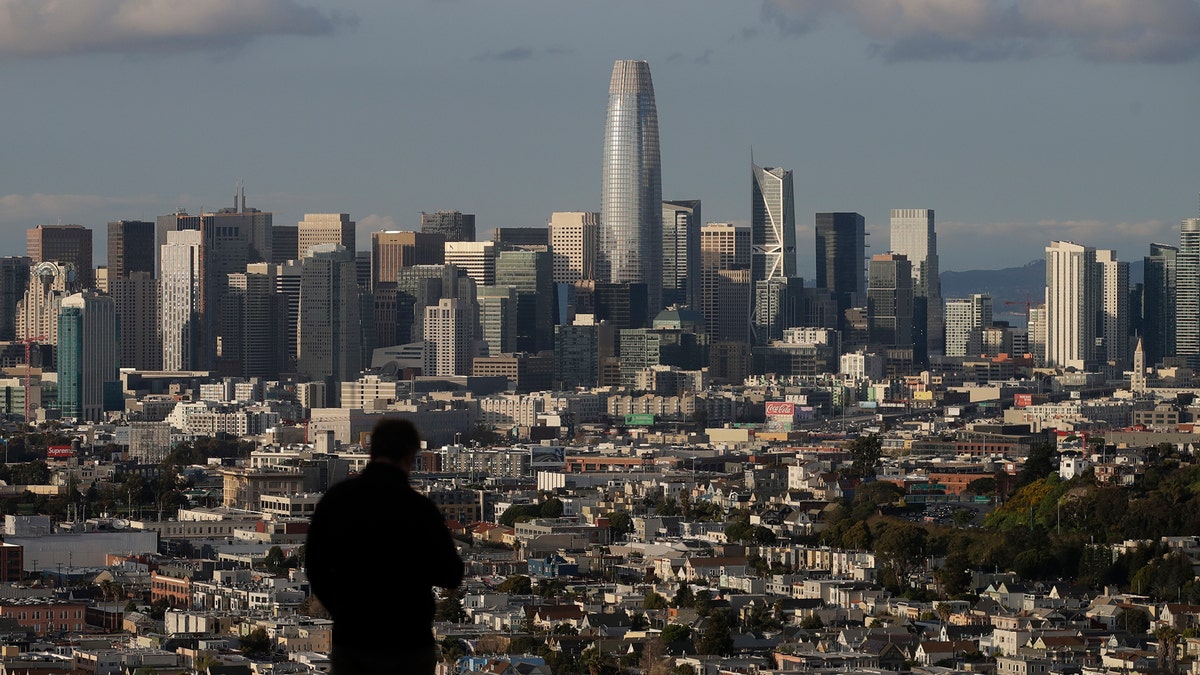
top-left (531, 445), bottom-right (566, 468)
top-left (47, 446), bottom-right (74, 459)
top-left (624, 413), bottom-right (656, 426)
top-left (1014, 393), bottom-right (1033, 408)
top-left (765, 401), bottom-right (795, 416)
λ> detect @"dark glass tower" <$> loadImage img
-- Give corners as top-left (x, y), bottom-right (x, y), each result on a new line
top-left (815, 212), bottom-right (865, 329)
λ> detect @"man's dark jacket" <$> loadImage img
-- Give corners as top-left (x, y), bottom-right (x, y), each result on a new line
top-left (306, 462), bottom-right (463, 649)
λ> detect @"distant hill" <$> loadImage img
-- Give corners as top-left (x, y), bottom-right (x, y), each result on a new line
top-left (939, 259), bottom-right (1144, 327)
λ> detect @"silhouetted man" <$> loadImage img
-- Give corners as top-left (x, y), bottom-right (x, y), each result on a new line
top-left (307, 418), bottom-right (463, 674)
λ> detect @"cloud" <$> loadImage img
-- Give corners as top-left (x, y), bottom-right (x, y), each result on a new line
top-left (0, 193), bottom-right (158, 223)
top-left (763, 0), bottom-right (1200, 62)
top-left (933, 218), bottom-right (1174, 269)
top-left (358, 214), bottom-right (399, 232)
top-left (472, 45), bottom-right (573, 62)
top-left (0, 0), bottom-right (348, 58)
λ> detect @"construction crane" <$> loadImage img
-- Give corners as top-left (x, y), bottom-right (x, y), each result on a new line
top-left (1003, 296), bottom-right (1034, 324)
top-left (20, 336), bottom-right (45, 425)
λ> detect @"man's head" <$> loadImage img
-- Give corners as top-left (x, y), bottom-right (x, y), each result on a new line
top-left (369, 418), bottom-right (422, 469)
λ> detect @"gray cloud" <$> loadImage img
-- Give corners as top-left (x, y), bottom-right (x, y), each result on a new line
top-left (0, 0), bottom-right (348, 58)
top-left (764, 0), bottom-right (1200, 63)
top-left (472, 45), bottom-right (574, 62)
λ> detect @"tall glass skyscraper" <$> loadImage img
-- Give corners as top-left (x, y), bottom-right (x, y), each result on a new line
top-left (750, 163), bottom-right (797, 284)
top-left (890, 208), bottom-right (942, 362)
top-left (600, 60), bottom-right (663, 313)
top-left (1178, 218), bottom-right (1200, 366)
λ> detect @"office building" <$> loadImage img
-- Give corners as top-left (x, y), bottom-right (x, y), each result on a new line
top-left (1044, 241), bottom-right (1098, 370)
top-left (159, 231), bottom-right (203, 371)
top-left (423, 297), bottom-right (476, 377)
top-left (57, 291), bottom-right (118, 421)
top-left (549, 211), bottom-right (599, 284)
top-left (298, 245), bottom-right (362, 403)
top-left (0, 257), bottom-right (31, 342)
top-left (27, 224), bottom-right (93, 290)
top-left (600, 60), bottom-right (663, 312)
top-left (229, 266), bottom-right (288, 379)
top-left (493, 227), bottom-right (549, 249)
top-left (814, 212), bottom-right (866, 328)
top-left (395, 264), bottom-right (475, 346)
top-left (944, 295), bottom-right (993, 357)
top-left (444, 241), bottom-right (498, 287)
top-left (111, 272), bottom-right (161, 371)
top-left (700, 223), bottom-right (751, 344)
top-left (272, 225), bottom-right (299, 264)
top-left (867, 253), bottom-right (914, 351)
top-left (890, 208), bottom-right (942, 361)
top-left (477, 286), bottom-right (517, 357)
top-left (107, 220), bottom-right (156, 280)
top-left (271, 260), bottom-right (303, 371)
top-left (753, 277), bottom-right (803, 345)
top-left (1095, 249), bottom-right (1130, 369)
top-left (298, 213), bottom-right (355, 259)
top-left (1179, 219), bottom-right (1200, 367)
top-left (496, 249), bottom-right (553, 352)
top-left (555, 323), bottom-right (599, 390)
top-left (750, 163), bottom-right (797, 286)
top-left (370, 230), bottom-right (445, 291)
top-left (421, 210), bottom-right (475, 242)
top-left (1143, 243), bottom-right (1177, 366)
top-left (662, 200), bottom-right (701, 309)
top-left (17, 261), bottom-right (73, 348)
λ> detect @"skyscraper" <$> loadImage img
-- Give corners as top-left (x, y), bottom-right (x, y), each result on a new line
top-left (662, 200), bottom-right (701, 309)
top-left (27, 224), bottom-right (93, 290)
top-left (944, 294), bottom-right (993, 357)
top-left (890, 209), bottom-right (942, 361)
top-left (1095, 249), bottom-right (1130, 369)
top-left (423, 297), bottom-right (476, 376)
top-left (298, 213), bottom-right (355, 259)
top-left (421, 210), bottom-right (475, 242)
top-left (111, 272), bottom-right (161, 371)
top-left (1143, 242), bottom-right (1177, 366)
top-left (107, 220), bottom-right (155, 280)
top-left (298, 244), bottom-right (362, 404)
top-left (814, 212), bottom-right (866, 328)
top-left (700, 223), bottom-right (751, 345)
top-left (1045, 240), bottom-right (1098, 370)
top-left (600, 60), bottom-right (663, 312)
top-left (159, 231), bottom-right (203, 371)
top-left (444, 241), bottom-right (498, 287)
top-left (867, 253), bottom-right (914, 351)
top-left (549, 211), bottom-right (599, 284)
top-left (0, 257), bottom-right (31, 342)
top-left (370, 230), bottom-right (445, 291)
top-left (57, 291), bottom-right (118, 421)
top-left (496, 249), bottom-right (554, 352)
top-left (1177, 218), bottom-right (1200, 366)
top-left (750, 163), bottom-right (797, 285)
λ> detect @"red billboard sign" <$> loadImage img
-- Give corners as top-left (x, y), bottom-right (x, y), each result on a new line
top-left (765, 401), bottom-right (795, 416)
top-left (1014, 393), bottom-right (1032, 408)
top-left (47, 446), bottom-right (74, 458)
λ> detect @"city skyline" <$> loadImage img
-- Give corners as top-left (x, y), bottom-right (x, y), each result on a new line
top-left (1, 1), bottom-right (1196, 277)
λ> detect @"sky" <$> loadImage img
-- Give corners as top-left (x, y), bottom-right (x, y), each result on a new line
top-left (2, 0), bottom-right (1199, 278)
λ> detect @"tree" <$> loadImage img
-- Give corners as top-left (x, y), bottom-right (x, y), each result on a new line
top-left (435, 587), bottom-right (467, 623)
top-left (603, 511), bottom-right (633, 541)
top-left (499, 504), bottom-right (540, 527)
top-left (965, 477), bottom-right (996, 495)
top-left (847, 434), bottom-right (882, 479)
top-left (239, 627), bottom-right (273, 656)
top-left (696, 610), bottom-right (734, 656)
top-left (498, 575), bottom-right (532, 595)
top-left (660, 623), bottom-right (692, 645)
top-left (874, 522), bottom-right (927, 590)
top-left (263, 546), bottom-right (286, 574)
top-left (643, 591), bottom-right (668, 610)
top-left (540, 497), bottom-right (564, 518)
top-left (1117, 607), bottom-right (1150, 634)
top-left (672, 582), bottom-right (694, 608)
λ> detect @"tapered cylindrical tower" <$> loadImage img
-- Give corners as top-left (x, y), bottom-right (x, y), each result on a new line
top-left (600, 60), bottom-right (662, 315)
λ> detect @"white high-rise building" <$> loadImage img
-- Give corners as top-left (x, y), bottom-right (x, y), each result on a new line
top-left (443, 241), bottom-right (498, 287)
top-left (890, 209), bottom-right (942, 359)
top-left (1178, 218), bottom-right (1200, 366)
top-left (549, 211), bottom-right (599, 284)
top-left (944, 294), bottom-right (992, 357)
top-left (423, 297), bottom-right (476, 376)
top-left (298, 213), bottom-right (355, 259)
top-left (159, 231), bottom-right (203, 371)
top-left (1045, 241), bottom-right (1098, 370)
top-left (1095, 249), bottom-right (1130, 369)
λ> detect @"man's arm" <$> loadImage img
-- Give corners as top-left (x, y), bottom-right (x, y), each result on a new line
top-left (305, 496), bottom-right (340, 616)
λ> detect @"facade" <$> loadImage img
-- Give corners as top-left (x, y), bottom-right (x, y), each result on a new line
top-left (272, 225), bottom-right (299, 264)
top-left (27, 224), bottom-right (93, 290)
top-left (890, 209), bottom-right (942, 361)
top-left (477, 286), bottom-right (518, 357)
top-left (229, 267), bottom-right (288, 379)
top-left (106, 220), bottom-right (155, 280)
top-left (1044, 241), bottom-right (1098, 370)
top-left (1143, 242), bottom-right (1177, 366)
top-left (662, 200), bottom-right (701, 309)
top-left (298, 213), bottom-right (355, 259)
top-left (750, 163), bottom-right (797, 286)
top-left (0, 257), bottom-right (31, 342)
top-left (159, 231), bottom-right (203, 371)
top-left (421, 210), bottom-right (476, 242)
top-left (395, 264), bottom-right (474, 345)
top-left (700, 223), bottom-right (751, 344)
top-left (16, 260), bottom-right (72, 345)
top-left (493, 227), bottom-right (549, 249)
top-left (945, 294), bottom-right (993, 358)
top-left (599, 60), bottom-right (663, 312)
top-left (297, 244), bottom-right (362, 404)
top-left (496, 249), bottom-right (553, 352)
top-left (1178, 218), bottom-right (1200, 366)
top-left (444, 241), bottom-right (498, 287)
top-left (111, 272), bottom-right (161, 371)
top-left (814, 212), bottom-right (865, 328)
top-left (549, 211), bottom-right (599, 284)
top-left (423, 297), bottom-right (476, 377)
top-left (57, 291), bottom-right (118, 421)
top-left (370, 230), bottom-right (445, 290)
top-left (554, 323), bottom-right (598, 389)
top-left (867, 254), bottom-right (914, 351)
top-left (1095, 249), bottom-right (1130, 369)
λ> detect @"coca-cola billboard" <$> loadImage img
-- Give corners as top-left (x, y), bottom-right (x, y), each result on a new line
top-left (765, 401), bottom-right (795, 416)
